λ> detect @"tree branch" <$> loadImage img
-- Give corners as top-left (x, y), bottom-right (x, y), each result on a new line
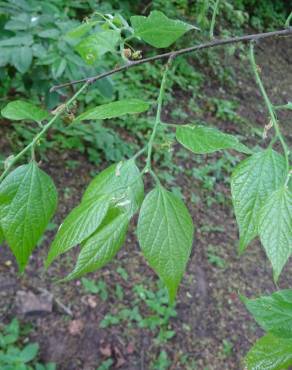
top-left (0, 82), bottom-right (90, 182)
top-left (50, 28), bottom-right (292, 92)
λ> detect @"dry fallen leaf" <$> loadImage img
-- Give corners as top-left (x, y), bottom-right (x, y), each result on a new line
top-left (100, 343), bottom-right (112, 357)
top-left (68, 319), bottom-right (84, 335)
top-left (114, 345), bottom-right (126, 368)
top-left (87, 295), bottom-right (97, 308)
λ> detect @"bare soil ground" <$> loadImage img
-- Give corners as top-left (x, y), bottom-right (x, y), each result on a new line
top-left (0, 35), bottom-right (292, 370)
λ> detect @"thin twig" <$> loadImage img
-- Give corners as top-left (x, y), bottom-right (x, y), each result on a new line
top-left (146, 56), bottom-right (173, 172)
top-left (54, 296), bottom-right (73, 316)
top-left (249, 42), bottom-right (290, 174)
top-left (285, 11), bottom-right (292, 28)
top-left (50, 28), bottom-right (292, 92)
top-left (210, 0), bottom-right (220, 39)
top-left (0, 81), bottom-right (90, 182)
top-left (36, 287), bottom-right (73, 316)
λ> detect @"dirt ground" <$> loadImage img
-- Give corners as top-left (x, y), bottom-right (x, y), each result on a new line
top-left (0, 35), bottom-right (292, 370)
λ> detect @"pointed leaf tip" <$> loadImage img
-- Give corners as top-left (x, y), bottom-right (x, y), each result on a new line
top-left (65, 209), bottom-right (129, 280)
top-left (137, 186), bottom-right (194, 302)
top-left (131, 11), bottom-right (197, 48)
top-left (259, 187), bottom-right (292, 281)
top-left (176, 125), bottom-right (251, 155)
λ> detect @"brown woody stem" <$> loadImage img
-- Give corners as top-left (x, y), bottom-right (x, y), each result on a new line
top-left (50, 28), bottom-right (292, 92)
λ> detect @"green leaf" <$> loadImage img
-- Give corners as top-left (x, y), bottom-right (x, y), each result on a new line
top-left (81, 277), bottom-right (99, 293)
top-left (74, 99), bottom-right (150, 122)
top-left (231, 149), bottom-right (287, 252)
top-left (245, 334), bottom-right (292, 370)
top-left (176, 125), bottom-right (251, 154)
top-left (0, 162), bottom-right (57, 271)
top-left (38, 29), bottom-right (60, 39)
top-left (11, 46), bottom-right (32, 73)
top-left (83, 160), bottom-right (144, 217)
top-left (137, 186), bottom-right (194, 302)
top-left (0, 35), bottom-right (33, 47)
top-left (259, 187), bottom-right (292, 281)
top-left (66, 22), bottom-right (96, 39)
top-left (242, 290), bottom-right (292, 338)
top-left (131, 11), bottom-right (197, 48)
top-left (45, 364), bottom-right (57, 370)
top-left (20, 343), bottom-right (39, 363)
top-left (5, 318), bottom-right (19, 337)
top-left (52, 58), bottom-right (67, 79)
top-left (5, 17), bottom-right (30, 31)
top-left (46, 195), bottom-right (110, 267)
top-left (1, 100), bottom-right (48, 122)
top-left (65, 208), bottom-right (128, 280)
top-left (0, 47), bottom-right (11, 67)
top-left (75, 30), bottom-right (120, 64)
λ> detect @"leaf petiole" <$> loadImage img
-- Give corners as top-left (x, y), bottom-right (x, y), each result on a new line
top-left (146, 57), bottom-right (173, 172)
top-left (249, 42), bottom-right (290, 174)
top-left (0, 81), bottom-right (90, 183)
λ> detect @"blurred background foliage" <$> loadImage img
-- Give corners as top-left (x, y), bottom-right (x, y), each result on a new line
top-left (0, 0), bottom-right (290, 167)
